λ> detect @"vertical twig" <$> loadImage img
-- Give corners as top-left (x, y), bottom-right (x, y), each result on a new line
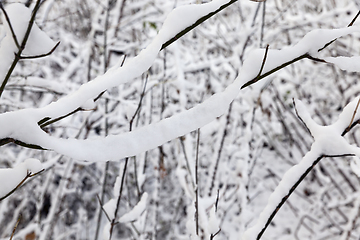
top-left (346, 97), bottom-right (360, 132)
top-left (260, 1), bottom-right (266, 47)
top-left (195, 129), bottom-right (200, 236)
top-left (114, 0), bottom-right (127, 38)
top-left (209, 103), bottom-right (233, 196)
top-left (109, 74), bottom-right (148, 239)
top-left (9, 214), bottom-right (21, 240)
top-left (95, 2), bottom-right (112, 239)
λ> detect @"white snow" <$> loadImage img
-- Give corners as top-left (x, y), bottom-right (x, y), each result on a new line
top-left (241, 98), bottom-right (360, 240)
top-left (3, 4), bottom-right (55, 56)
top-left (324, 56), bottom-right (360, 72)
top-left (119, 192), bottom-right (148, 223)
top-left (1, 3), bottom-right (360, 165)
top-left (0, 158), bottom-right (42, 199)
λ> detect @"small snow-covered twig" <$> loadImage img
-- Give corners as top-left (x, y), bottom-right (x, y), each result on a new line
top-left (0, 158), bottom-right (44, 202)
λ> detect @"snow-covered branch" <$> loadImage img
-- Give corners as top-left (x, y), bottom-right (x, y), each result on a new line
top-left (1, 2), bottom-right (360, 163)
top-left (0, 2), bottom-right (358, 161)
top-left (241, 98), bottom-right (360, 240)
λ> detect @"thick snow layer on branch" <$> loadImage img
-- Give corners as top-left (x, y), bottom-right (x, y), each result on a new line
top-left (324, 56), bottom-right (360, 72)
top-left (1, 2), bottom-right (360, 162)
top-left (0, 158), bottom-right (42, 198)
top-left (4, 4), bottom-right (55, 55)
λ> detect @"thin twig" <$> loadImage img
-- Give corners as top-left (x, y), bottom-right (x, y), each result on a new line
top-left (195, 128), bottom-right (200, 236)
top-left (260, 1), bottom-right (266, 47)
top-left (348, 10), bottom-right (360, 27)
top-left (317, 10), bottom-right (360, 52)
top-left (0, 3), bottom-right (20, 49)
top-left (109, 158), bottom-right (128, 240)
top-left (19, 41), bottom-right (60, 59)
top-left (96, 194), bottom-right (111, 222)
top-left (210, 228), bottom-right (221, 240)
top-left (9, 214), bottom-right (21, 240)
top-left (346, 97), bottom-right (360, 132)
top-left (161, 0), bottom-right (239, 50)
top-left (215, 189), bottom-right (220, 212)
top-left (242, 10), bottom-right (360, 89)
top-left (0, 0), bottom-right (42, 97)
top-left (256, 154), bottom-right (354, 240)
top-left (0, 169), bottom-right (44, 202)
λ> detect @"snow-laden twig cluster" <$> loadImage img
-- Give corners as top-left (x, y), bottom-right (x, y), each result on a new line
top-left (1, 1), bottom-right (360, 162)
top-left (241, 97), bottom-right (360, 240)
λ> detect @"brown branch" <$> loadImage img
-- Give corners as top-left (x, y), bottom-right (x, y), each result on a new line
top-left (0, 169), bottom-right (44, 202)
top-left (96, 194), bottom-right (112, 222)
top-left (0, 137), bottom-right (46, 150)
top-left (19, 41), bottom-right (60, 59)
top-left (0, 3), bottom-right (20, 49)
top-left (346, 97), bottom-right (360, 132)
top-left (9, 214), bottom-right (21, 240)
top-left (256, 153), bottom-right (355, 240)
top-left (160, 0), bottom-right (239, 50)
top-left (317, 10), bottom-right (360, 52)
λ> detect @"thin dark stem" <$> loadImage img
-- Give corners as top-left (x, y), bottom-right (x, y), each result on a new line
top-left (348, 10), bottom-right (360, 27)
top-left (209, 103), bottom-right (232, 196)
top-left (0, 137), bottom-right (46, 150)
top-left (317, 10), bottom-right (360, 52)
top-left (109, 158), bottom-right (128, 240)
top-left (0, 0), bottom-right (42, 97)
top-left (0, 169), bottom-right (44, 202)
top-left (19, 41), bottom-right (60, 59)
top-left (0, 3), bottom-right (20, 49)
top-left (39, 108), bottom-right (81, 129)
top-left (109, 73), bottom-right (148, 239)
top-left (129, 75), bottom-right (148, 130)
top-left (114, 0), bottom-right (127, 38)
top-left (9, 214), bottom-right (21, 240)
top-left (195, 128), bottom-right (200, 236)
top-left (94, 162), bottom-right (110, 240)
top-left (346, 97), bottom-right (360, 132)
top-left (210, 228), bottom-right (221, 240)
top-left (260, 1), bottom-right (266, 47)
top-left (96, 194), bottom-right (111, 222)
top-left (160, 0), bottom-right (239, 50)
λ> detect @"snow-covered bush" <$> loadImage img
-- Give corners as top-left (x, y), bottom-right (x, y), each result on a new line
top-left (1, 0), bottom-right (360, 239)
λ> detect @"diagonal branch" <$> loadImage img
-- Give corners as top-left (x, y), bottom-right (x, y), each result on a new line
top-left (0, 3), bottom-right (20, 49)
top-left (161, 0), bottom-right (238, 50)
top-left (0, 169), bottom-right (44, 202)
top-left (255, 153), bottom-right (354, 240)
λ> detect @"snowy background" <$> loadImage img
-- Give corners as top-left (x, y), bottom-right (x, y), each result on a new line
top-left (1, 0), bottom-right (360, 240)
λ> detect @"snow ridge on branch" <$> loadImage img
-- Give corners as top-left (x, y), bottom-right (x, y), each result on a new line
top-left (0, 2), bottom-right (360, 162)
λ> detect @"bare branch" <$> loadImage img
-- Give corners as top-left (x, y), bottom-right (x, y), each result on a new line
top-left (9, 214), bottom-right (21, 240)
